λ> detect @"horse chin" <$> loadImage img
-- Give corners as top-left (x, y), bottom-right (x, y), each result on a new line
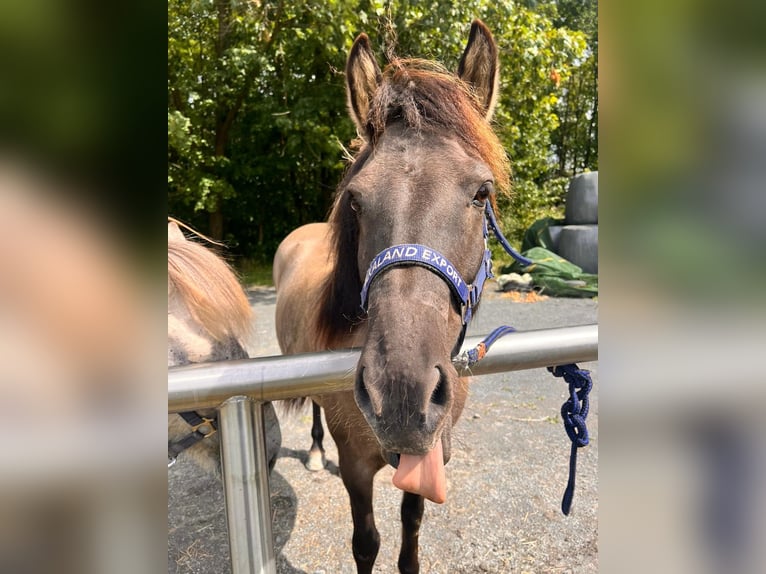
top-left (386, 452), bottom-right (401, 468)
top-left (384, 420), bottom-right (453, 470)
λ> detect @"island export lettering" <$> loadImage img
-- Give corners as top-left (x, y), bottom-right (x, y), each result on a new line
top-left (365, 245), bottom-right (464, 291)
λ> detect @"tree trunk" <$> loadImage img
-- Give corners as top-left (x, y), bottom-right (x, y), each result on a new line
top-left (557, 72), bottom-right (576, 176)
top-left (583, 58), bottom-right (598, 170)
top-left (209, 207), bottom-right (224, 241)
top-left (571, 70), bottom-right (587, 175)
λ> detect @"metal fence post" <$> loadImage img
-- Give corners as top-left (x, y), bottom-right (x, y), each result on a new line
top-left (218, 396), bottom-right (276, 574)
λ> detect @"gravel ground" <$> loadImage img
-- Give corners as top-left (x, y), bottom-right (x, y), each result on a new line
top-left (168, 284), bottom-right (598, 573)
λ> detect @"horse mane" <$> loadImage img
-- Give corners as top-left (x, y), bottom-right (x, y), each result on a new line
top-left (168, 220), bottom-right (252, 343)
top-left (316, 59), bottom-right (511, 348)
top-left (367, 58), bottom-right (511, 193)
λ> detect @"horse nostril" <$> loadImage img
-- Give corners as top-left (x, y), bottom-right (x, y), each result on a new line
top-left (355, 367), bottom-right (382, 417)
top-left (429, 368), bottom-right (449, 408)
top-left (355, 367), bottom-right (371, 408)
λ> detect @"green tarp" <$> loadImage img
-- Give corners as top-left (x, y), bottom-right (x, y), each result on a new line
top-left (521, 216), bottom-right (565, 252)
top-left (504, 246), bottom-right (598, 298)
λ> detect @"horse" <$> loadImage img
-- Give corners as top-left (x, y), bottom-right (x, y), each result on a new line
top-left (273, 20), bottom-right (509, 573)
top-left (168, 218), bottom-right (281, 475)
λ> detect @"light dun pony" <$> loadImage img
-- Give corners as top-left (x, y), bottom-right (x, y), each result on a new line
top-left (168, 219), bottom-right (280, 474)
top-left (274, 20), bottom-right (509, 573)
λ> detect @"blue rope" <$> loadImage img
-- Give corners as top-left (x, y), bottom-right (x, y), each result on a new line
top-left (461, 325), bottom-right (517, 365)
top-left (485, 202), bottom-right (533, 267)
top-left (456, 328), bottom-right (593, 516)
top-left (548, 364), bottom-right (593, 515)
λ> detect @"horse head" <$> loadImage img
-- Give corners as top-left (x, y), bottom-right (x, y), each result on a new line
top-left (326, 21), bottom-right (510, 502)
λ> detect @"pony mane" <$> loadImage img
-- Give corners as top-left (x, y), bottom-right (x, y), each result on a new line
top-left (168, 221), bottom-right (252, 343)
top-left (316, 58), bottom-right (511, 348)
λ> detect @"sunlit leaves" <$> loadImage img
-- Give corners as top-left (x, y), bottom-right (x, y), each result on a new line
top-left (168, 0), bottom-right (597, 258)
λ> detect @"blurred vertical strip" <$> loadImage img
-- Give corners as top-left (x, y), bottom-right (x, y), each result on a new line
top-left (0, 1), bottom-right (166, 573)
top-left (601, 0), bottom-right (766, 573)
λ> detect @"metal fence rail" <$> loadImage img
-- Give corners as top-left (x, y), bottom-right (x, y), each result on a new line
top-left (168, 324), bottom-right (598, 574)
top-left (168, 324), bottom-right (598, 412)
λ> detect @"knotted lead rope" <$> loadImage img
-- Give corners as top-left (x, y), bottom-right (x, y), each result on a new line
top-left (455, 327), bottom-right (593, 515)
top-left (548, 363), bottom-right (592, 515)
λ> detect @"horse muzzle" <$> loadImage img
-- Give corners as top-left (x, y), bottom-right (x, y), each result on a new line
top-left (354, 359), bottom-right (456, 456)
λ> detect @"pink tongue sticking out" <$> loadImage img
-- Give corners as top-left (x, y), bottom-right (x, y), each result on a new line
top-left (392, 439), bottom-right (446, 504)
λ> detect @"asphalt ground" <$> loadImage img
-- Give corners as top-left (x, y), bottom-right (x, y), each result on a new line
top-left (168, 284), bottom-right (598, 573)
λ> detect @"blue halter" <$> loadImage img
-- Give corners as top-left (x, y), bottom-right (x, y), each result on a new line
top-left (358, 202), bottom-right (592, 515)
top-left (359, 201), bottom-right (531, 327)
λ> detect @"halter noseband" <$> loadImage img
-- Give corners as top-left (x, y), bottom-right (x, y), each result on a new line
top-left (359, 201), bottom-right (531, 336)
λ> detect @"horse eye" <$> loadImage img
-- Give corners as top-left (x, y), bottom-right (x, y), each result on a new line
top-left (472, 182), bottom-right (493, 207)
top-left (348, 193), bottom-right (361, 213)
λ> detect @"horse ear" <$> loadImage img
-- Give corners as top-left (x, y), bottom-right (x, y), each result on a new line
top-left (457, 20), bottom-right (500, 120)
top-left (168, 220), bottom-right (185, 242)
top-left (346, 33), bottom-right (382, 136)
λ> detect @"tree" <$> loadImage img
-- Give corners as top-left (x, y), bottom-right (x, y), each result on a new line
top-left (169, 0), bottom-right (359, 250)
top-left (168, 0), bottom-right (596, 259)
top-left (551, 0), bottom-right (598, 177)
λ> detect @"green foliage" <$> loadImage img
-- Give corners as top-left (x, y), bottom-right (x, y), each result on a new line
top-left (489, 3), bottom-right (587, 184)
top-left (238, 259), bottom-right (275, 287)
top-left (508, 176), bottom-right (569, 238)
top-left (550, 0), bottom-right (598, 176)
top-left (168, 0), bottom-right (597, 263)
top-left (169, 0), bottom-right (362, 255)
top-left (491, 175), bottom-right (569, 268)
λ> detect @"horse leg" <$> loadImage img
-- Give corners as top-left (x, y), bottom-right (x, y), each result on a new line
top-left (305, 400), bottom-right (327, 471)
top-left (262, 401), bottom-right (282, 473)
top-left (339, 455), bottom-right (381, 574)
top-left (398, 492), bottom-right (425, 574)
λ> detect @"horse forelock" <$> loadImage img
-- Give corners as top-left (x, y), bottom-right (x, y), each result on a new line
top-left (366, 58), bottom-right (511, 195)
top-left (168, 235), bottom-right (252, 344)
